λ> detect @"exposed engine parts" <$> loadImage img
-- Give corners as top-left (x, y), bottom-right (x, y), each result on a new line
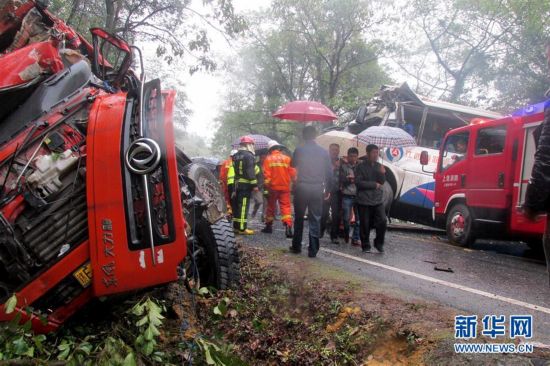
top-left (0, 105), bottom-right (89, 299)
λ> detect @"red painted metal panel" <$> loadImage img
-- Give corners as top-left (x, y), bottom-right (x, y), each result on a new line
top-left (87, 92), bottom-right (186, 296)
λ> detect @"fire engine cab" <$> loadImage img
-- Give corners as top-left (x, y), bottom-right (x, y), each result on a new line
top-left (424, 100), bottom-right (548, 247)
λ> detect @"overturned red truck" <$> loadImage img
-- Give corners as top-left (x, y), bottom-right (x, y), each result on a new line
top-left (0, 0), bottom-right (239, 332)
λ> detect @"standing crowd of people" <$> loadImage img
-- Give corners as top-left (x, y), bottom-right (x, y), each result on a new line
top-left (219, 126), bottom-right (388, 258)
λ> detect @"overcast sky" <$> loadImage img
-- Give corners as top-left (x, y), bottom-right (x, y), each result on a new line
top-left (177, 0), bottom-right (422, 143)
top-left (181, 0), bottom-right (271, 142)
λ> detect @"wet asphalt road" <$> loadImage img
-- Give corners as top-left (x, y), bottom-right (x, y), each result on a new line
top-left (239, 218), bottom-right (550, 345)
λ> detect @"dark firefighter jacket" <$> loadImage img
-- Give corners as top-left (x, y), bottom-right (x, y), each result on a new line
top-left (525, 107), bottom-right (550, 212)
top-left (233, 150), bottom-right (257, 188)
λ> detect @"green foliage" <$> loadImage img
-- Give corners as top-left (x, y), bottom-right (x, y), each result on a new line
top-left (48, 0), bottom-right (246, 72)
top-left (213, 0), bottom-right (389, 153)
top-left (129, 297), bottom-right (165, 357)
top-left (196, 337), bottom-right (248, 366)
top-left (393, 0), bottom-right (550, 109)
top-left (4, 294), bottom-right (17, 314)
top-left (0, 295), bottom-right (170, 365)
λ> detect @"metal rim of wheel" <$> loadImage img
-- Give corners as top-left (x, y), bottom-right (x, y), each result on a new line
top-left (450, 212), bottom-right (465, 240)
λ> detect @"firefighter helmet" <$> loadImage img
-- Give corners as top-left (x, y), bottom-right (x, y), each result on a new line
top-left (267, 140), bottom-right (281, 150)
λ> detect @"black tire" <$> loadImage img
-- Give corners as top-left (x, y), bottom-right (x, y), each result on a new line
top-left (194, 218), bottom-right (240, 290)
top-left (382, 181), bottom-right (393, 220)
top-left (176, 151), bottom-right (239, 290)
top-left (356, 105), bottom-right (368, 124)
top-left (182, 163), bottom-right (226, 221)
top-left (525, 237), bottom-right (543, 251)
top-left (446, 203), bottom-right (476, 247)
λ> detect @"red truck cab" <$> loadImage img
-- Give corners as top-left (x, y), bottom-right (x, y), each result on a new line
top-left (431, 103), bottom-right (547, 247)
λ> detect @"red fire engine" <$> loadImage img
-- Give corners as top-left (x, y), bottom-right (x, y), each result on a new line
top-left (422, 101), bottom-right (548, 247)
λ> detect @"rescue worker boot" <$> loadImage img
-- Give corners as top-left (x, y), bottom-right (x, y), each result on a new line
top-left (236, 229), bottom-right (255, 235)
top-left (284, 224), bottom-right (293, 238)
top-left (261, 224), bottom-right (273, 234)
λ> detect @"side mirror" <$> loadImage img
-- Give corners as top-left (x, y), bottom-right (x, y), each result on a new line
top-left (420, 150), bottom-right (429, 166)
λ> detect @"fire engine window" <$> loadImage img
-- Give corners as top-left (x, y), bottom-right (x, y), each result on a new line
top-left (440, 132), bottom-right (469, 172)
top-left (475, 125), bottom-right (507, 155)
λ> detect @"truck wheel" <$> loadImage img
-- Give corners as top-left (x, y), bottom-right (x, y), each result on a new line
top-left (525, 238), bottom-right (543, 252)
top-left (182, 163), bottom-right (226, 222)
top-left (192, 218), bottom-right (240, 290)
top-left (446, 204), bottom-right (476, 246)
top-left (356, 105), bottom-right (368, 124)
top-left (382, 181), bottom-right (393, 221)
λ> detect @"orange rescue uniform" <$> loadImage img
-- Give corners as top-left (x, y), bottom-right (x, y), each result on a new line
top-left (263, 150), bottom-right (296, 226)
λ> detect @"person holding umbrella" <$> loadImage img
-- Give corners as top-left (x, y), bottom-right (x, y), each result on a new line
top-left (355, 144), bottom-right (387, 253)
top-left (262, 140), bottom-right (296, 237)
top-left (272, 100), bottom-right (339, 256)
top-left (232, 136), bottom-right (258, 235)
top-left (291, 126), bottom-right (332, 257)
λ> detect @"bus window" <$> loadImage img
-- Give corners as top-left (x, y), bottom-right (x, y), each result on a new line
top-left (420, 112), bottom-right (468, 150)
top-left (400, 105), bottom-right (423, 140)
top-left (440, 132), bottom-right (469, 172)
top-left (475, 125), bottom-right (507, 155)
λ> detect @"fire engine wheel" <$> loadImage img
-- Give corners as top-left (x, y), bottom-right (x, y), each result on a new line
top-left (193, 218), bottom-right (240, 290)
top-left (525, 238), bottom-right (543, 251)
top-left (446, 203), bottom-right (476, 247)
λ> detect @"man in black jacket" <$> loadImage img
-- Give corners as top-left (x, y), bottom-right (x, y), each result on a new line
top-left (232, 136), bottom-right (258, 235)
top-left (524, 107), bottom-right (550, 287)
top-left (291, 126), bottom-right (332, 257)
top-left (320, 143), bottom-right (341, 244)
top-left (355, 144), bottom-right (387, 253)
top-left (523, 41), bottom-right (550, 286)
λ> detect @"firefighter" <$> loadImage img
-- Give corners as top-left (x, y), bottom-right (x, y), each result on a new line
top-left (251, 153), bottom-right (267, 219)
top-left (220, 150), bottom-right (237, 216)
top-left (262, 140), bottom-right (296, 237)
top-left (227, 158), bottom-right (236, 216)
top-left (232, 136), bottom-right (258, 235)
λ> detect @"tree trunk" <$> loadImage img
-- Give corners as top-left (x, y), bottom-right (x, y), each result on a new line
top-left (66, 0), bottom-right (82, 25)
top-left (104, 0), bottom-right (117, 33)
top-left (449, 76), bottom-right (466, 103)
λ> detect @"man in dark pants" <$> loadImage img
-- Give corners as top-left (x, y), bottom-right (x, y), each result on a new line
top-left (321, 143), bottom-right (341, 243)
top-left (291, 126), bottom-right (332, 257)
top-left (355, 144), bottom-right (387, 253)
top-left (523, 42), bottom-right (550, 286)
top-left (340, 147), bottom-right (361, 246)
top-left (232, 136), bottom-right (258, 235)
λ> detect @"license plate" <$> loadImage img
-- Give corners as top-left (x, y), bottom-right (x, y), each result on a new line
top-left (73, 263), bottom-right (92, 288)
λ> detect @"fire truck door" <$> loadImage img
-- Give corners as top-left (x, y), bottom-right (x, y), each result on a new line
top-left (434, 131), bottom-right (470, 214)
top-left (467, 123), bottom-right (509, 210)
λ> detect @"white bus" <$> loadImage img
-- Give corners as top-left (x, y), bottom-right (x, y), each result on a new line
top-left (348, 83), bottom-right (502, 226)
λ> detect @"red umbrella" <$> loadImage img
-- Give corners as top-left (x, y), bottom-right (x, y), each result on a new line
top-left (272, 100), bottom-right (338, 122)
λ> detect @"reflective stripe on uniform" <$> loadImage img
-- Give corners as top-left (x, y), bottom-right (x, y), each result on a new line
top-left (238, 178), bottom-right (257, 184)
top-left (227, 166), bottom-right (235, 184)
top-left (269, 163), bottom-right (289, 168)
top-left (240, 197), bottom-right (247, 230)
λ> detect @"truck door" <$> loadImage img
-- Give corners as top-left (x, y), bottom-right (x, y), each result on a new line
top-left (467, 122), bottom-right (509, 211)
top-left (434, 131), bottom-right (470, 215)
